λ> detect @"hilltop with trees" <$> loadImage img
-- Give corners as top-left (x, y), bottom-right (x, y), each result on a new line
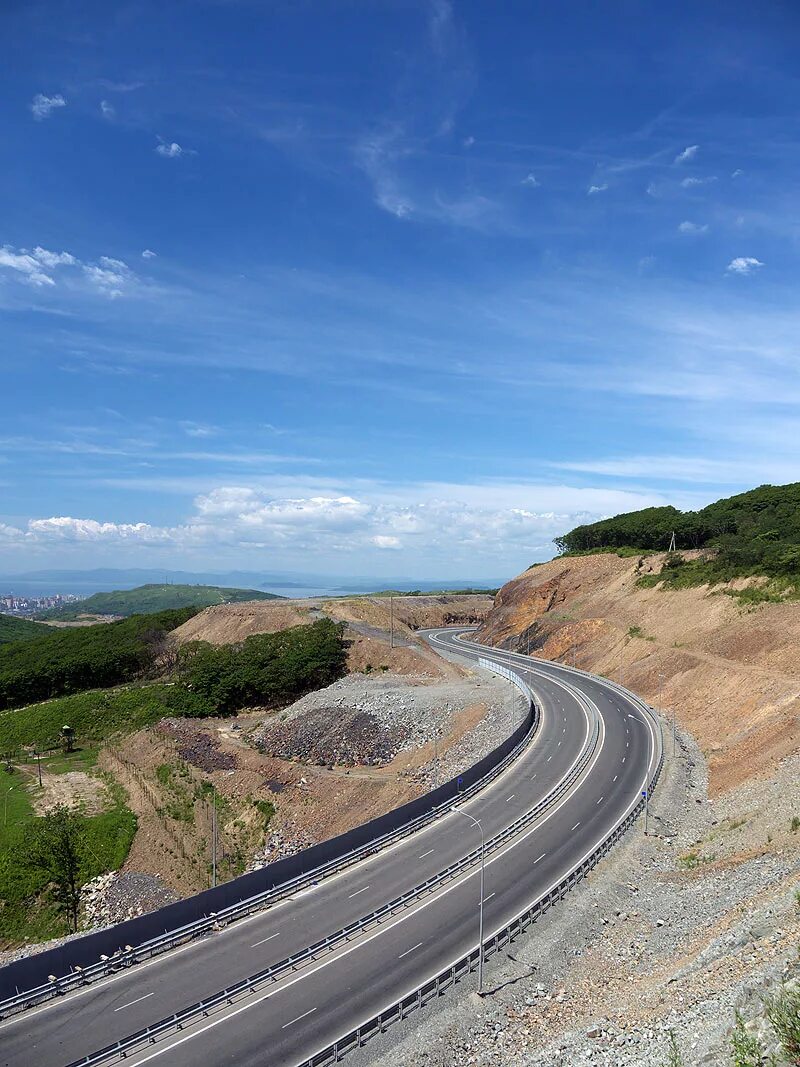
top-left (553, 482), bottom-right (800, 589)
top-left (35, 583), bottom-right (283, 621)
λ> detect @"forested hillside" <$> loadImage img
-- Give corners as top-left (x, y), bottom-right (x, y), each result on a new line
top-left (554, 482), bottom-right (800, 585)
top-left (36, 583), bottom-right (282, 620)
top-left (0, 608), bottom-right (197, 710)
top-left (0, 615), bottom-right (47, 645)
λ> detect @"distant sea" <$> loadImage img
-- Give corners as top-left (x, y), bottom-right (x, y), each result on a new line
top-left (0, 570), bottom-right (503, 601)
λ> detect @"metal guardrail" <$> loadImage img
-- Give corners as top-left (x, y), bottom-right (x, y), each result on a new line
top-left (0, 658), bottom-right (538, 1020)
top-left (63, 668), bottom-right (601, 1067)
top-left (293, 668), bottom-right (664, 1067)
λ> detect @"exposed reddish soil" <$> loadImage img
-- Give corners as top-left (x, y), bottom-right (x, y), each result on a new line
top-left (476, 554), bottom-right (800, 796)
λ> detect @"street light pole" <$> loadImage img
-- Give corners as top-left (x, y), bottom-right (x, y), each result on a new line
top-left (452, 808), bottom-right (485, 994)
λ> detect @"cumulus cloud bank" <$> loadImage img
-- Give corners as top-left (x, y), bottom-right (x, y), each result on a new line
top-left (0, 483), bottom-right (667, 568)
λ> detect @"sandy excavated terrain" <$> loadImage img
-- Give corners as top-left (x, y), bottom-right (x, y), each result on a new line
top-left (476, 554), bottom-right (800, 796)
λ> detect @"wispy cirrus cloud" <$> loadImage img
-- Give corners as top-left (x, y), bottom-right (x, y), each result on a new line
top-left (155, 139), bottom-right (190, 158)
top-left (674, 144), bottom-right (698, 164)
top-left (677, 220), bottom-right (708, 235)
top-left (681, 175), bottom-right (716, 188)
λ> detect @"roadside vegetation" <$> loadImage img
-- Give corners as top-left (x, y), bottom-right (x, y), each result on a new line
top-left (35, 582), bottom-right (282, 621)
top-left (554, 482), bottom-right (800, 594)
top-left (0, 758), bottom-right (137, 943)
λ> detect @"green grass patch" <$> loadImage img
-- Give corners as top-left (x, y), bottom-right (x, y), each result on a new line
top-left (0, 683), bottom-right (210, 757)
top-left (0, 770), bottom-right (137, 943)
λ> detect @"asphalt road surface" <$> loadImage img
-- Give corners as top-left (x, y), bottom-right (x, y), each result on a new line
top-left (0, 629), bottom-right (659, 1067)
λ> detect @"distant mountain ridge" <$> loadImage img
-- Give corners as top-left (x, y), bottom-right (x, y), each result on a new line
top-left (35, 583), bottom-right (283, 620)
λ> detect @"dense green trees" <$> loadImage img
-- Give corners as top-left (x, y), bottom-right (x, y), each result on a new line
top-left (554, 482), bottom-right (800, 581)
top-left (0, 608), bottom-right (197, 711)
top-left (177, 618), bottom-right (348, 714)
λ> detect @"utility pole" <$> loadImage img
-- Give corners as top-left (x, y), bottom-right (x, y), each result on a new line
top-left (668, 531), bottom-right (676, 553)
top-left (452, 808), bottom-right (485, 994)
top-left (211, 789), bottom-right (218, 888)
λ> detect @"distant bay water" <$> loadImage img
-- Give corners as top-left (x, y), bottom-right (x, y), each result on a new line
top-left (0, 569), bottom-right (502, 601)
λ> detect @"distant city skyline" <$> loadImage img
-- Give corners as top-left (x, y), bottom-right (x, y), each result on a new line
top-left (2, 2), bottom-right (799, 578)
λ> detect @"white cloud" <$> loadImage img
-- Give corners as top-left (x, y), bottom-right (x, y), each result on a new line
top-left (0, 248), bottom-right (53, 287)
top-left (731, 168), bottom-right (744, 178)
top-left (371, 535), bottom-right (401, 549)
top-left (587, 183), bottom-right (608, 195)
top-left (83, 256), bottom-right (134, 298)
top-left (521, 173), bottom-right (540, 188)
top-left (156, 140), bottom-right (186, 158)
top-left (674, 145), bottom-right (698, 164)
top-left (8, 481), bottom-right (669, 568)
top-left (681, 176), bottom-right (717, 188)
top-left (179, 421), bottom-right (217, 438)
top-left (100, 100), bottom-right (115, 120)
top-left (726, 256), bottom-right (764, 275)
top-left (0, 242), bottom-right (142, 298)
top-left (30, 93), bottom-right (66, 120)
top-left (463, 135), bottom-right (475, 148)
top-left (677, 221), bottom-right (709, 235)
top-left (27, 517), bottom-right (170, 543)
top-left (142, 249), bottom-right (157, 259)
top-left (32, 246), bottom-right (76, 268)
top-left (0, 245), bottom-right (75, 287)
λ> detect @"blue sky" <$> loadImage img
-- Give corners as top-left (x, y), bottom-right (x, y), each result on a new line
top-left (1, 0), bottom-right (799, 580)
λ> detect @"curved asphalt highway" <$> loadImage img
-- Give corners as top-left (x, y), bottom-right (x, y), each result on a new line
top-left (0, 630), bottom-right (659, 1067)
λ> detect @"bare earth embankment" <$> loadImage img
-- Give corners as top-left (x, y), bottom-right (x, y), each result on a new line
top-left (365, 555), bottom-right (800, 1067)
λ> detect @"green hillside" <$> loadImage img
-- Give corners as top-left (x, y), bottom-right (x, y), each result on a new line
top-left (36, 582), bottom-right (283, 620)
top-left (0, 607), bottom-right (197, 711)
top-left (0, 614), bottom-right (48, 645)
top-left (554, 482), bottom-right (800, 591)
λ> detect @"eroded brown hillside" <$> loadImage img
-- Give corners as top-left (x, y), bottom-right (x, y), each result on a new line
top-left (476, 554), bottom-right (800, 795)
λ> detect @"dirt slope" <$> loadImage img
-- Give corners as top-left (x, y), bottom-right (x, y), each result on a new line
top-left (173, 594), bottom-right (493, 679)
top-left (476, 554), bottom-right (800, 795)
